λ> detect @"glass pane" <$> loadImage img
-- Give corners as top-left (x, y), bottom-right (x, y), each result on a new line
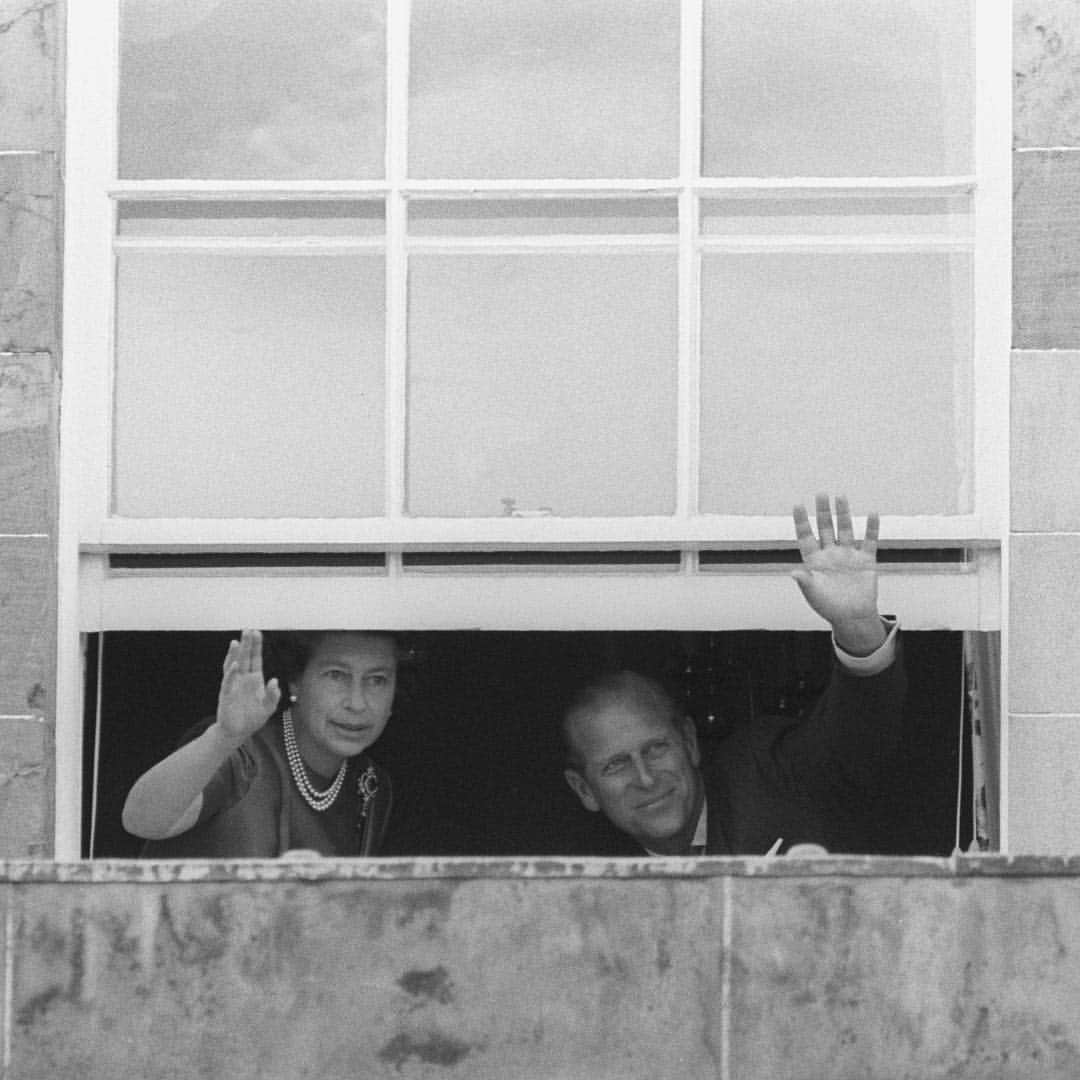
top-left (700, 196), bottom-right (972, 238)
top-left (410, 198), bottom-right (678, 237)
top-left (409, 0), bottom-right (679, 178)
top-left (114, 253), bottom-right (385, 516)
top-left (118, 0), bottom-right (386, 179)
top-left (702, 0), bottom-right (974, 177)
top-left (698, 252), bottom-right (972, 515)
top-left (118, 200), bottom-right (384, 237)
top-left (408, 252), bottom-right (678, 517)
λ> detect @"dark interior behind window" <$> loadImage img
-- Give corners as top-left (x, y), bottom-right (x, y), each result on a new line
top-left (85, 630), bottom-right (970, 858)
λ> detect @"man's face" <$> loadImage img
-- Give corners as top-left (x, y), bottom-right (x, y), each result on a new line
top-left (564, 693), bottom-right (704, 854)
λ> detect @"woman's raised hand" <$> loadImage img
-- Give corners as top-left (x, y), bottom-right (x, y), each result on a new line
top-left (216, 629), bottom-right (281, 744)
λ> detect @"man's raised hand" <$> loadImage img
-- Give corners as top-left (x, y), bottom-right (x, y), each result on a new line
top-left (792, 493), bottom-right (886, 657)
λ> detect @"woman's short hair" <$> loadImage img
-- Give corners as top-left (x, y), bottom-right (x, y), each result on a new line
top-left (262, 630), bottom-right (404, 706)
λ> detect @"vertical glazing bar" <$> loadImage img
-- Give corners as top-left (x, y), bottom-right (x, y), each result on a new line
top-left (677, 0), bottom-right (704, 522)
top-left (385, 0), bottom-right (411, 523)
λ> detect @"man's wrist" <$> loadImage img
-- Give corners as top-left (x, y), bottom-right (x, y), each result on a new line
top-left (832, 614), bottom-right (888, 657)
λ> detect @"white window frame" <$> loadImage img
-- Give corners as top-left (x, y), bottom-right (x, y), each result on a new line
top-left (57, 0), bottom-right (1011, 857)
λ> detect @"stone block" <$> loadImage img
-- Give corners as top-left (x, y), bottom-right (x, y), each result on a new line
top-left (728, 874), bottom-right (1080, 1079)
top-left (0, 716), bottom-right (48, 858)
top-left (0, 536), bottom-right (51, 717)
top-left (9, 877), bottom-right (726, 1079)
top-left (0, 152), bottom-right (57, 353)
top-left (0, 351), bottom-right (54, 533)
top-left (1011, 350), bottom-right (1080, 531)
top-left (1014, 150), bottom-right (1080, 349)
top-left (1010, 534), bottom-right (1080, 714)
top-left (0, 1), bottom-right (60, 151)
top-left (1008, 715), bottom-right (1080, 854)
top-left (1015, 0), bottom-right (1080, 148)
top-left (6, 867), bottom-right (1080, 1080)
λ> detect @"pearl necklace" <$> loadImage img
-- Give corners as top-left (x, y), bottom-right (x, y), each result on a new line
top-left (282, 708), bottom-right (348, 812)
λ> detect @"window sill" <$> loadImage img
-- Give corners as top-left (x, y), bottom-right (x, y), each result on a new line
top-left (1, 853), bottom-right (1076, 885)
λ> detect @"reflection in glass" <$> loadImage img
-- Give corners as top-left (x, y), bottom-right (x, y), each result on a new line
top-left (114, 253), bottom-right (386, 516)
top-left (698, 252), bottom-right (972, 514)
top-left (408, 252), bottom-right (678, 516)
top-left (702, 0), bottom-right (973, 177)
top-left (119, 0), bottom-right (386, 179)
top-left (409, 0), bottom-right (679, 178)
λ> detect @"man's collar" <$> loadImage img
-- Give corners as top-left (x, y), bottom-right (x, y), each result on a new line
top-left (643, 797), bottom-right (708, 856)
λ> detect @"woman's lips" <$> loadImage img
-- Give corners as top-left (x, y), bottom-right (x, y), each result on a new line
top-left (331, 720), bottom-right (370, 737)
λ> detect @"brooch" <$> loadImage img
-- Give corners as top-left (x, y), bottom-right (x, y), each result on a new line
top-left (357, 764), bottom-right (379, 818)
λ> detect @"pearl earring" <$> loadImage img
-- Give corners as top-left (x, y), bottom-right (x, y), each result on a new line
top-left (289, 693), bottom-right (297, 703)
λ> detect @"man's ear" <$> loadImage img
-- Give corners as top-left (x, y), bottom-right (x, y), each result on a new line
top-left (679, 715), bottom-right (701, 768)
top-left (564, 768), bottom-right (600, 813)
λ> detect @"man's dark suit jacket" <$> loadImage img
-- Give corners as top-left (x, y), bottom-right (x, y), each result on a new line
top-left (601, 643), bottom-right (907, 856)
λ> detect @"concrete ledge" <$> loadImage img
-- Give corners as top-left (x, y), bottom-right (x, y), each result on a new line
top-left (5, 861), bottom-right (1080, 1079)
top-left (2, 853), bottom-right (1079, 883)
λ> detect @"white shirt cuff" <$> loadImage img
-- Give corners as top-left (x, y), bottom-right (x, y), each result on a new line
top-left (832, 616), bottom-right (898, 677)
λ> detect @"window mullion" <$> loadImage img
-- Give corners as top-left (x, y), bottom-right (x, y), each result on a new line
top-left (678, 0), bottom-right (704, 521)
top-left (385, 0), bottom-right (411, 524)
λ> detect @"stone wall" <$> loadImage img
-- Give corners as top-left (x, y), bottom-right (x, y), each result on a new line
top-left (0, 1), bottom-right (60, 857)
top-left (4, 858), bottom-right (1080, 1080)
top-left (1010, 1), bottom-right (1080, 851)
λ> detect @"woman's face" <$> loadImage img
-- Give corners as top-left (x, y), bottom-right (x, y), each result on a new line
top-left (289, 632), bottom-right (397, 775)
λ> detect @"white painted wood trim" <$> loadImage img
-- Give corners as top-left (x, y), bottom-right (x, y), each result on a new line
top-left (84, 561), bottom-right (999, 633)
top-left (973, 0), bottom-right (1011, 850)
top-left (677, 0), bottom-right (704, 519)
top-left (106, 176), bottom-right (979, 200)
top-left (58, 0), bottom-right (122, 859)
top-left (85, 514), bottom-right (1006, 549)
top-left (385, 0), bottom-right (411, 522)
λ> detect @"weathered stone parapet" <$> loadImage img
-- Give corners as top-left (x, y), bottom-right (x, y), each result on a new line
top-left (2, 858), bottom-right (1079, 1079)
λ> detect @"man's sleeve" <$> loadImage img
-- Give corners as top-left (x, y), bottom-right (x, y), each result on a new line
top-left (833, 616), bottom-right (899, 675)
top-left (765, 623), bottom-right (907, 799)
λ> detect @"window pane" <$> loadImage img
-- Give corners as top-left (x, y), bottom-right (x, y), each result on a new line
top-left (409, 0), bottom-right (679, 178)
top-left (409, 198), bottom-right (678, 237)
top-left (698, 252), bottom-right (972, 514)
top-left (407, 253), bottom-right (678, 517)
top-left (117, 200), bottom-right (384, 237)
top-left (118, 0), bottom-right (386, 179)
top-left (702, 0), bottom-right (974, 177)
top-left (114, 253), bottom-right (385, 516)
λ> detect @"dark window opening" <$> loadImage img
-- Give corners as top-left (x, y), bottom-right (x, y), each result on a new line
top-left (85, 629), bottom-right (973, 859)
